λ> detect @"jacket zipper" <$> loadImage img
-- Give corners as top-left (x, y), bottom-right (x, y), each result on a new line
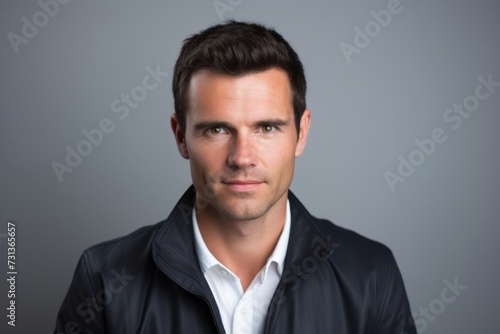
top-left (157, 252), bottom-right (226, 334)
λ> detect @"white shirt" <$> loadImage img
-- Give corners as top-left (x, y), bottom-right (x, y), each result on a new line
top-left (192, 201), bottom-right (291, 334)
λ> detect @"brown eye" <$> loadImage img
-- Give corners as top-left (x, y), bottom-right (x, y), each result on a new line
top-left (261, 125), bottom-right (275, 133)
top-left (209, 127), bottom-right (223, 134)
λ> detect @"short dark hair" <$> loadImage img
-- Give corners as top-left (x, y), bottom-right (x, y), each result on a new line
top-left (172, 20), bottom-right (307, 135)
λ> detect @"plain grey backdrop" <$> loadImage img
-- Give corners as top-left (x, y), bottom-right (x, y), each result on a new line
top-left (1, 0), bottom-right (499, 333)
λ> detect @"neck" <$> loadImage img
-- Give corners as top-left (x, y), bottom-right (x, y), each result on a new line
top-left (196, 196), bottom-right (287, 291)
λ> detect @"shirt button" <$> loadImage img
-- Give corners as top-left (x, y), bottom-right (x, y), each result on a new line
top-left (220, 270), bottom-right (228, 277)
top-left (241, 308), bottom-right (247, 315)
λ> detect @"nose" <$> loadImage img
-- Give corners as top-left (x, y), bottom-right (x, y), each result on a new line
top-left (227, 132), bottom-right (257, 169)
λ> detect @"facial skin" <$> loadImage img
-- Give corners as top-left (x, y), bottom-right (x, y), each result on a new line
top-left (171, 67), bottom-right (310, 227)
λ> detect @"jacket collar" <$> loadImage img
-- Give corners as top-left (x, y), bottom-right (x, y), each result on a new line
top-left (283, 190), bottom-right (335, 280)
top-left (152, 185), bottom-right (335, 293)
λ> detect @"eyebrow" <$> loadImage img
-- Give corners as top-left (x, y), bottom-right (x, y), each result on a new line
top-left (192, 119), bottom-right (290, 132)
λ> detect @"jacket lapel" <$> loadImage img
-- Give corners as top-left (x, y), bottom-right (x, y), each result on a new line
top-left (151, 186), bottom-right (225, 332)
top-left (283, 190), bottom-right (336, 277)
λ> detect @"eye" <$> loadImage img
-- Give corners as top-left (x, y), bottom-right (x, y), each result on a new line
top-left (260, 125), bottom-right (276, 133)
top-left (206, 127), bottom-right (225, 135)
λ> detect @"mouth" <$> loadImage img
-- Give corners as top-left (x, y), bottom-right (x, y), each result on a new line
top-left (222, 180), bottom-right (263, 192)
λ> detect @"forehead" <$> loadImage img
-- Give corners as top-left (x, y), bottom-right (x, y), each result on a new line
top-left (186, 68), bottom-right (293, 121)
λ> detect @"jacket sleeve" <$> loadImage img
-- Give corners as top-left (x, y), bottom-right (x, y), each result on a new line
top-left (375, 250), bottom-right (416, 334)
top-left (54, 254), bottom-right (106, 334)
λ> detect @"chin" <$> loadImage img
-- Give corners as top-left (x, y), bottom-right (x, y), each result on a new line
top-left (216, 198), bottom-right (271, 221)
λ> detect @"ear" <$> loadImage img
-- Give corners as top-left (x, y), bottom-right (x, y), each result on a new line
top-left (170, 113), bottom-right (189, 159)
top-left (295, 109), bottom-right (311, 157)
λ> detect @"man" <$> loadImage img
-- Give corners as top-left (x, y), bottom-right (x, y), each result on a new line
top-left (54, 21), bottom-right (416, 334)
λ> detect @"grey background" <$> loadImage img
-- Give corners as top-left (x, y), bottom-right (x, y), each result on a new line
top-left (1, 0), bottom-right (499, 333)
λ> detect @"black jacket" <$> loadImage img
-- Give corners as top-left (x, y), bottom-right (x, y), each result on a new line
top-left (55, 186), bottom-right (416, 333)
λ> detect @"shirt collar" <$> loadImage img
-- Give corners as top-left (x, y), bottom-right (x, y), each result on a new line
top-left (193, 200), bottom-right (291, 278)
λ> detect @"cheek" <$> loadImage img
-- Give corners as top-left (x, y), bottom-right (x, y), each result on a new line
top-left (263, 140), bottom-right (296, 175)
top-left (188, 143), bottom-right (226, 177)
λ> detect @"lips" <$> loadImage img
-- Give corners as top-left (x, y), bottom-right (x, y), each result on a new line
top-left (222, 180), bottom-right (263, 192)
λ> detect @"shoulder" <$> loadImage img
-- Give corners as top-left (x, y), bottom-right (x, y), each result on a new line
top-left (288, 190), bottom-right (394, 263)
top-left (318, 218), bottom-right (392, 255)
top-left (288, 190), bottom-right (397, 271)
top-left (81, 221), bottom-right (163, 274)
top-left (315, 218), bottom-right (398, 275)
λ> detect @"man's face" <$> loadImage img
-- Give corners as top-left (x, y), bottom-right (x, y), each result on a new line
top-left (171, 67), bottom-right (310, 222)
